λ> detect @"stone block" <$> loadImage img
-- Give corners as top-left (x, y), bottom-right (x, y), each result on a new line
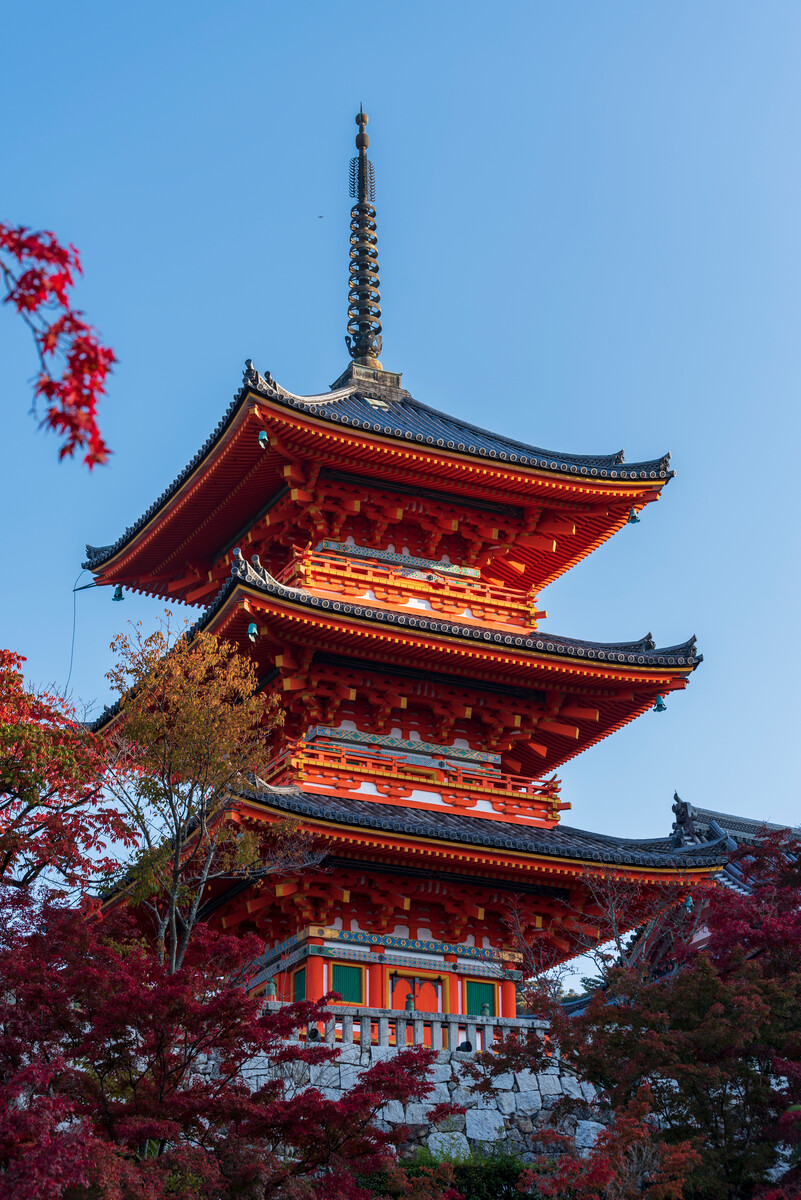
top-left (309, 1062), bottom-right (340, 1089)
top-left (490, 1071), bottom-right (515, 1090)
top-left (575, 1120), bottom-right (605, 1149)
top-left (378, 1100), bottom-right (405, 1123)
top-left (339, 1063), bottom-right (365, 1089)
top-left (320, 1086), bottom-right (343, 1101)
top-left (449, 1085), bottom-right (494, 1108)
top-left (495, 1091), bottom-right (516, 1115)
top-left (515, 1090), bottom-right (542, 1115)
top-left (580, 1081), bottom-right (596, 1103)
top-left (561, 1075), bottom-right (583, 1099)
top-left (428, 1131), bottom-right (470, 1160)
top-left (465, 1107), bottom-right (506, 1142)
top-left (426, 1063), bottom-right (455, 1084)
top-left (513, 1069), bottom-right (540, 1092)
top-left (537, 1073), bottom-right (562, 1096)
top-left (337, 1045), bottom-right (362, 1064)
top-left (404, 1103), bottom-right (429, 1125)
top-left (367, 1045), bottom-right (398, 1062)
top-left (426, 1083), bottom-right (453, 1105)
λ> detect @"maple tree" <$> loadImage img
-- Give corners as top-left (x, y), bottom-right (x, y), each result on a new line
top-left (0, 888), bottom-right (460, 1200)
top-left (102, 616), bottom-right (323, 973)
top-left (0, 223), bottom-right (114, 466)
top-left (0, 648), bottom-right (129, 891)
top-left (475, 834), bottom-right (801, 1200)
top-left (519, 1089), bottom-right (700, 1199)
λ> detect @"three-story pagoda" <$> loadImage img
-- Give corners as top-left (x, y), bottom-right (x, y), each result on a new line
top-left (86, 111), bottom-right (723, 1018)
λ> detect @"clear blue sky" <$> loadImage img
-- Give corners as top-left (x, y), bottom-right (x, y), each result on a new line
top-left (2, 1), bottom-right (799, 838)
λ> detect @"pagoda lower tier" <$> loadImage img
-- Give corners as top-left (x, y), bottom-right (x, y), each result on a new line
top-left (205, 786), bottom-right (726, 1016)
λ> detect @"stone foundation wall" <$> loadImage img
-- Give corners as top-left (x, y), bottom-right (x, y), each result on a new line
top-left (243, 1038), bottom-right (602, 1161)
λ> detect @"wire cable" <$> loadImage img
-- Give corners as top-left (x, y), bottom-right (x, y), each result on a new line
top-left (64, 570), bottom-right (85, 694)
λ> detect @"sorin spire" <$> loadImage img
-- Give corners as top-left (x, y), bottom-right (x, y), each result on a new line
top-left (345, 107), bottom-right (383, 368)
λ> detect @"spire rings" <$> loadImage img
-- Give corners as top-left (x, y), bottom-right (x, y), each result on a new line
top-left (346, 198), bottom-right (382, 361)
top-left (345, 108), bottom-right (383, 366)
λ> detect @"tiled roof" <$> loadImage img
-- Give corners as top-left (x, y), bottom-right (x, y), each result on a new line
top-left (670, 795), bottom-right (800, 894)
top-left (245, 364), bottom-right (673, 479)
top-left (672, 797), bottom-right (800, 847)
top-left (228, 550), bottom-right (701, 669)
top-left (242, 785), bottom-right (727, 869)
top-left (84, 360), bottom-right (673, 571)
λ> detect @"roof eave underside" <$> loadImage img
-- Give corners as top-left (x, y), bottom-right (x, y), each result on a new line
top-left (83, 372), bottom-right (673, 574)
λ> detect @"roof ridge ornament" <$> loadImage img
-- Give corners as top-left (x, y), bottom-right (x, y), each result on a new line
top-left (345, 107), bottom-right (383, 369)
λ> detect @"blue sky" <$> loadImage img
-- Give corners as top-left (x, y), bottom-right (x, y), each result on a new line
top-left (2, 1), bottom-right (799, 838)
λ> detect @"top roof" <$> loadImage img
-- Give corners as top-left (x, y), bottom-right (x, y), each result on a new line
top-left (84, 361), bottom-right (672, 573)
top-left (245, 363), bottom-right (673, 479)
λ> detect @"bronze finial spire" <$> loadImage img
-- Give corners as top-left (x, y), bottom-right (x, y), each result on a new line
top-left (345, 107), bottom-right (383, 368)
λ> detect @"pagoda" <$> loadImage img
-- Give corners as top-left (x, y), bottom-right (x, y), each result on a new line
top-left (85, 110), bottom-right (723, 1019)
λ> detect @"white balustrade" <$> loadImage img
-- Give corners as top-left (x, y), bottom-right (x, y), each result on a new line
top-left (264, 1000), bottom-right (547, 1055)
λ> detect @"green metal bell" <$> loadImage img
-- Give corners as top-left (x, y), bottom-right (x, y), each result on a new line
top-left (112, 585), bottom-right (124, 602)
top-left (653, 694), bottom-right (667, 713)
top-left (247, 622), bottom-right (258, 642)
top-left (627, 508), bottom-right (641, 524)
top-left (258, 430), bottom-right (268, 449)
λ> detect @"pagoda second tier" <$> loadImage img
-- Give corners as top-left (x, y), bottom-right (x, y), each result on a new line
top-left (169, 552), bottom-right (700, 829)
top-left (84, 361), bottom-right (674, 606)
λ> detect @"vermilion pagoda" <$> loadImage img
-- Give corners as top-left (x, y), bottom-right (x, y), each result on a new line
top-left (86, 111), bottom-right (722, 1019)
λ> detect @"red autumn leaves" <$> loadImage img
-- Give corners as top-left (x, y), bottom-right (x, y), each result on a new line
top-left (0, 223), bottom-right (114, 466)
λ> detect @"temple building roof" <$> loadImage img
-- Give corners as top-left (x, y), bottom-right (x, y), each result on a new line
top-left (84, 362), bottom-right (673, 576)
top-left (220, 551), bottom-right (700, 670)
top-left (243, 364), bottom-right (672, 478)
top-left (670, 794), bottom-right (800, 894)
top-left (240, 783), bottom-right (727, 870)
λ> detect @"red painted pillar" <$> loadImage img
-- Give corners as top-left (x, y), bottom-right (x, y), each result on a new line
top-left (501, 977), bottom-right (517, 1018)
top-left (368, 948), bottom-right (386, 1008)
top-left (306, 949), bottom-right (325, 1003)
top-left (443, 954), bottom-right (459, 1013)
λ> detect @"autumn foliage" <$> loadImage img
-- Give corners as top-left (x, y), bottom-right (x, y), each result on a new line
top-left (519, 1089), bottom-right (700, 1199)
top-left (473, 834), bottom-right (801, 1200)
top-left (0, 648), bottom-right (128, 890)
top-left (102, 617), bottom-right (316, 973)
top-left (0, 223), bottom-right (114, 465)
top-left (0, 890), bottom-right (459, 1200)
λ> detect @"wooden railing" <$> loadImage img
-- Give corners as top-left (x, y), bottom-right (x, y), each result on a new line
top-left (261, 741), bottom-right (564, 823)
top-left (276, 551), bottom-right (546, 631)
top-left (262, 1001), bottom-right (549, 1055)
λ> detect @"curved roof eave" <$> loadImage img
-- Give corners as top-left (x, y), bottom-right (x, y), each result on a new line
top-left (221, 551), bottom-right (701, 670)
top-left (83, 361), bottom-right (673, 572)
top-left (237, 785), bottom-right (727, 869)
